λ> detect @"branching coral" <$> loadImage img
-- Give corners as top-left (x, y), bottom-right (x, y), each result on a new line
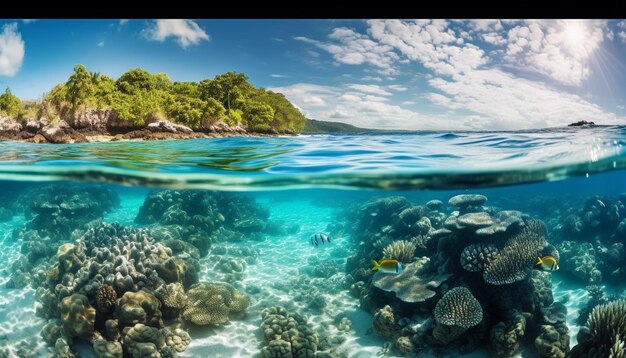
top-left (571, 300), bottom-right (626, 357)
top-left (382, 240), bottom-right (416, 263)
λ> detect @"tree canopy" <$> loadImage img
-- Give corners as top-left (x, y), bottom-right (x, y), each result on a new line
top-left (30, 65), bottom-right (306, 132)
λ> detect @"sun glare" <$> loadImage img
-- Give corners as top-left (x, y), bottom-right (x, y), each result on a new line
top-left (564, 20), bottom-right (590, 56)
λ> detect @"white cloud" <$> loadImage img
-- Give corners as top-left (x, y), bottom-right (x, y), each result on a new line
top-left (291, 20), bottom-right (624, 129)
top-left (144, 19), bottom-right (209, 48)
top-left (388, 84), bottom-right (407, 91)
top-left (270, 74), bottom-right (289, 78)
top-left (0, 23), bottom-right (25, 77)
top-left (619, 31), bottom-right (626, 43)
top-left (271, 83), bottom-right (445, 129)
top-left (97, 40), bottom-right (105, 47)
top-left (618, 105), bottom-right (625, 110)
top-left (295, 27), bottom-right (399, 75)
top-left (119, 19), bottom-right (129, 26)
top-left (362, 75), bottom-right (383, 82)
top-left (22, 19), bottom-right (37, 24)
top-left (503, 20), bottom-right (607, 86)
top-left (347, 84), bottom-right (391, 96)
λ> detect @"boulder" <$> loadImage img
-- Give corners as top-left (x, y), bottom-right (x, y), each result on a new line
top-left (147, 120), bottom-right (193, 134)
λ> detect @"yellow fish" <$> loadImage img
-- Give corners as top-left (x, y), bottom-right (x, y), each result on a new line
top-left (536, 256), bottom-right (559, 271)
top-left (372, 258), bottom-right (403, 274)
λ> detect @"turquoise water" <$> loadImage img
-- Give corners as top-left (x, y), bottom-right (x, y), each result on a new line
top-left (0, 127), bottom-right (625, 357)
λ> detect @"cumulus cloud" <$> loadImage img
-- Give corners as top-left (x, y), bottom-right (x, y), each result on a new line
top-left (290, 19), bottom-right (624, 129)
top-left (0, 23), bottom-right (25, 77)
top-left (271, 83), bottom-right (445, 129)
top-left (144, 19), bottom-right (209, 48)
top-left (270, 74), bottom-right (289, 78)
top-left (295, 27), bottom-right (399, 75)
top-left (503, 20), bottom-right (606, 86)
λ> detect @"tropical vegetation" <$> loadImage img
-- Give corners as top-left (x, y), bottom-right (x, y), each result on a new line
top-left (0, 65), bottom-right (306, 133)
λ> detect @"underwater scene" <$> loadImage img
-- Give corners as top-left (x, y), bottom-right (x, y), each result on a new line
top-left (0, 129), bottom-right (625, 358)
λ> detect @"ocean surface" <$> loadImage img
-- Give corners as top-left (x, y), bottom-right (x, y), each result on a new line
top-left (0, 126), bottom-right (624, 357)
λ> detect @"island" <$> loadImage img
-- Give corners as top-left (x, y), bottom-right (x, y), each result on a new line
top-left (0, 65), bottom-right (307, 143)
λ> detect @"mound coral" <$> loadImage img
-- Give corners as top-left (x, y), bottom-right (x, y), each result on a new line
top-left (260, 306), bottom-right (318, 358)
top-left (181, 282), bottom-right (249, 325)
top-left (382, 240), bottom-right (416, 263)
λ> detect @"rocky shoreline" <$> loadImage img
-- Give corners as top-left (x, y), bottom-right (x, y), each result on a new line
top-left (0, 115), bottom-right (297, 144)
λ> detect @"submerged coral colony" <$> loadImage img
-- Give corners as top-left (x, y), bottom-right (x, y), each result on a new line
top-left (2, 185), bottom-right (626, 357)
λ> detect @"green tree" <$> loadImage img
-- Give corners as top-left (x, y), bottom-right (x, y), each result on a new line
top-left (66, 64), bottom-right (94, 112)
top-left (201, 98), bottom-right (227, 127)
top-left (243, 100), bottom-right (275, 132)
top-left (199, 72), bottom-right (253, 114)
top-left (0, 87), bottom-right (21, 117)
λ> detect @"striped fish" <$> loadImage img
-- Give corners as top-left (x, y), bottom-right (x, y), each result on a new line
top-left (310, 232), bottom-right (331, 247)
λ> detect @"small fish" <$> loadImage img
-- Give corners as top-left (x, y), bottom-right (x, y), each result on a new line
top-left (596, 199), bottom-right (606, 208)
top-left (536, 255), bottom-right (559, 271)
top-left (310, 232), bottom-right (331, 247)
top-left (372, 258), bottom-right (403, 274)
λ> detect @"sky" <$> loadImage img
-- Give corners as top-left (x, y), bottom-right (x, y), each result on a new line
top-left (1, 19), bottom-right (626, 130)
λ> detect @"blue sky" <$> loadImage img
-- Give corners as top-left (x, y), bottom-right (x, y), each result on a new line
top-left (1, 19), bottom-right (626, 130)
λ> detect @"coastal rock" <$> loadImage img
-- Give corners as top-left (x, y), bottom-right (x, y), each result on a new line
top-left (0, 116), bottom-right (22, 133)
top-left (40, 120), bottom-right (87, 143)
top-left (147, 120), bottom-right (193, 134)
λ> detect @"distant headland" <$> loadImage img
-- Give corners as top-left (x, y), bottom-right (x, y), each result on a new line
top-left (0, 65), bottom-right (306, 143)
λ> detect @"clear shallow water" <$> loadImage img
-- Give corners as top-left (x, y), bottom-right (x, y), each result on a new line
top-left (0, 128), bottom-right (624, 358)
top-left (0, 126), bottom-right (623, 190)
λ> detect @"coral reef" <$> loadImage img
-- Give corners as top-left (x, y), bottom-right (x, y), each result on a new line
top-left (135, 190), bottom-right (270, 256)
top-left (554, 194), bottom-right (626, 284)
top-left (340, 193), bottom-right (561, 357)
top-left (34, 222), bottom-right (210, 357)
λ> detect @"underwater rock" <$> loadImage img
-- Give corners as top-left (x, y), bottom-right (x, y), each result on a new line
top-left (382, 240), bottom-right (416, 263)
top-left (394, 336), bottom-right (415, 355)
top-left (372, 257), bottom-right (451, 303)
top-left (163, 328), bottom-right (191, 353)
top-left (483, 220), bottom-right (548, 285)
top-left (181, 282), bottom-right (249, 326)
top-left (260, 306), bottom-right (318, 358)
top-left (475, 210), bottom-right (525, 236)
top-left (425, 199), bottom-right (444, 211)
top-left (460, 243), bottom-right (498, 272)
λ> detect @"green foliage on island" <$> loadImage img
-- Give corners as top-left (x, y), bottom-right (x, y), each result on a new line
top-left (4, 65), bottom-right (307, 133)
top-left (0, 88), bottom-right (21, 118)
